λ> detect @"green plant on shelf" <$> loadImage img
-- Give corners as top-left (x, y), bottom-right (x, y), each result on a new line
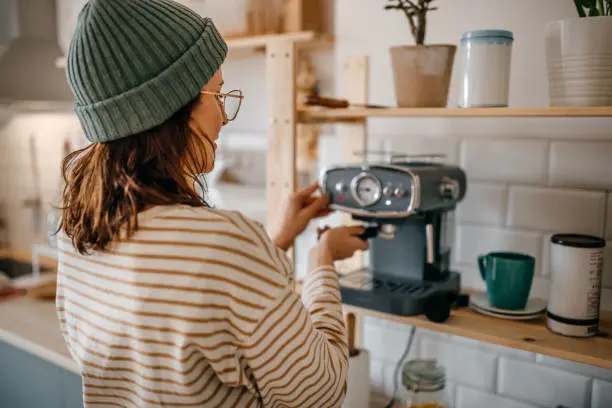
top-left (574, 0), bottom-right (611, 16)
top-left (384, 0), bottom-right (438, 45)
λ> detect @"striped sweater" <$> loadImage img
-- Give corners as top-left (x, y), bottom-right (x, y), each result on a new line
top-left (56, 204), bottom-right (349, 408)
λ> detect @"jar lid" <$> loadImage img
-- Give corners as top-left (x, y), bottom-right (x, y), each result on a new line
top-left (402, 359), bottom-right (445, 393)
top-left (461, 29), bottom-right (514, 41)
top-left (551, 233), bottom-right (606, 248)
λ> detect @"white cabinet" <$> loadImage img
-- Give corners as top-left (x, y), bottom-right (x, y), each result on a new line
top-left (56, 0), bottom-right (89, 55)
top-left (0, 340), bottom-right (83, 408)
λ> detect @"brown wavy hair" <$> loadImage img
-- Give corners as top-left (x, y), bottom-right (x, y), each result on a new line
top-left (59, 98), bottom-right (213, 255)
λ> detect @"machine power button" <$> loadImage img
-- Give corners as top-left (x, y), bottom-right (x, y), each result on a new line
top-left (394, 187), bottom-right (406, 198)
top-left (335, 182), bottom-right (347, 193)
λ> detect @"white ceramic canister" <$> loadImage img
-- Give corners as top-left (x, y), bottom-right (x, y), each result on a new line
top-left (545, 16), bottom-right (612, 107)
top-left (458, 29), bottom-right (514, 108)
top-left (547, 233), bottom-right (606, 338)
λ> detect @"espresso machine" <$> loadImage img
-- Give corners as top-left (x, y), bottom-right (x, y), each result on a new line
top-left (319, 154), bottom-right (469, 323)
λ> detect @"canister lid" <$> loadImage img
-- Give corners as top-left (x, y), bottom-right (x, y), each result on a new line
top-left (461, 29), bottom-right (514, 41)
top-left (551, 233), bottom-right (606, 248)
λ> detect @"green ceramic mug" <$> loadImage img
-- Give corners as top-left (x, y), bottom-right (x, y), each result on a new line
top-left (478, 252), bottom-right (535, 310)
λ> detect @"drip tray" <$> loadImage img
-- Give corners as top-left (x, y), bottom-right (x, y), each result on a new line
top-left (338, 269), bottom-right (461, 318)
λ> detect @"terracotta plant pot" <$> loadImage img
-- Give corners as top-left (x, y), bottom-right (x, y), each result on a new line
top-left (545, 16), bottom-right (612, 107)
top-left (390, 44), bottom-right (457, 108)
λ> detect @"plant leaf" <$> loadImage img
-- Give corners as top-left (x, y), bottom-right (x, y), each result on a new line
top-left (574, 0), bottom-right (587, 16)
top-left (589, 5), bottom-right (600, 15)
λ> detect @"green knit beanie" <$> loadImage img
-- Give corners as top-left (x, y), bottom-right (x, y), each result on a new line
top-left (66, 0), bottom-right (228, 143)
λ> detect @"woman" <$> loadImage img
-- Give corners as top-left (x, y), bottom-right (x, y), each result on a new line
top-left (56, 0), bottom-right (368, 407)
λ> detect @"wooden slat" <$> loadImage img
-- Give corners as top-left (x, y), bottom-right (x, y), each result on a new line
top-left (298, 106), bottom-right (612, 122)
top-left (334, 56), bottom-right (370, 350)
top-left (265, 38), bottom-right (297, 269)
top-left (293, 280), bottom-right (612, 369)
top-left (226, 32), bottom-right (333, 58)
top-left (341, 303), bottom-right (612, 370)
top-left (334, 56), bottom-right (369, 276)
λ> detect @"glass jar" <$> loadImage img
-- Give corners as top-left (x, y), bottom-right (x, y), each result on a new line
top-left (458, 29), bottom-right (514, 108)
top-left (396, 359), bottom-right (448, 408)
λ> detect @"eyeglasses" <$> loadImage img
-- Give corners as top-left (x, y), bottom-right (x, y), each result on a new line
top-left (201, 89), bottom-right (244, 122)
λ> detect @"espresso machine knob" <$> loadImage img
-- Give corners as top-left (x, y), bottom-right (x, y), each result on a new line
top-left (335, 182), bottom-right (347, 194)
top-left (439, 177), bottom-right (459, 200)
top-left (393, 186), bottom-right (406, 198)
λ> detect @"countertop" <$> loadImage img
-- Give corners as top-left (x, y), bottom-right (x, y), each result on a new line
top-left (0, 297), bottom-right (78, 373)
top-left (0, 245), bottom-right (77, 372)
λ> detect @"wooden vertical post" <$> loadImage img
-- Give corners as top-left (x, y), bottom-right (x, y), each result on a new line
top-left (336, 56), bottom-right (370, 350)
top-left (335, 56), bottom-right (370, 276)
top-left (265, 39), bottom-right (298, 272)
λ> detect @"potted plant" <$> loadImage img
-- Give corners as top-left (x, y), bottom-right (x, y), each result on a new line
top-left (385, 0), bottom-right (456, 107)
top-left (545, 0), bottom-right (612, 106)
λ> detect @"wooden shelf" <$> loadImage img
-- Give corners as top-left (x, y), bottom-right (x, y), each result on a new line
top-left (295, 279), bottom-right (612, 369)
top-left (341, 302), bottom-right (612, 370)
top-left (226, 31), bottom-right (333, 57)
top-left (298, 106), bottom-right (612, 122)
top-left (55, 32), bottom-right (334, 68)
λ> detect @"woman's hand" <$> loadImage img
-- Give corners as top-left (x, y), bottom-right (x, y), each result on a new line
top-left (272, 183), bottom-right (332, 251)
top-left (317, 226), bottom-right (369, 262)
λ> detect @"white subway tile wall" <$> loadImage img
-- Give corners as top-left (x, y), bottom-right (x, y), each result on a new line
top-left (507, 186), bottom-right (606, 236)
top-left (540, 233), bottom-right (554, 277)
top-left (376, 136), bottom-right (461, 165)
top-left (450, 335), bottom-right (536, 362)
top-left (455, 224), bottom-right (542, 272)
top-left (456, 182), bottom-right (507, 226)
top-left (454, 265), bottom-right (486, 292)
top-left (535, 355), bottom-right (612, 382)
top-left (455, 386), bottom-right (538, 408)
top-left (549, 142), bottom-right (612, 190)
top-left (497, 358), bottom-right (591, 408)
top-left (357, 131), bottom-right (612, 407)
top-left (591, 379), bottom-right (612, 408)
top-left (419, 335), bottom-right (498, 391)
top-left (459, 139), bottom-right (549, 184)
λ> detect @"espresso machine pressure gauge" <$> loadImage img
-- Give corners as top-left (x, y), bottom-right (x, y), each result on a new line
top-left (351, 173), bottom-right (382, 207)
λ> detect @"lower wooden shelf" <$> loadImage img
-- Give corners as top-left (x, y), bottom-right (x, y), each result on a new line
top-left (296, 279), bottom-right (612, 370)
top-left (340, 301), bottom-right (612, 370)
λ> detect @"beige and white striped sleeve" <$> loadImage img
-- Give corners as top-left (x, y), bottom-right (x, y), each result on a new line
top-left (205, 211), bottom-right (349, 407)
top-left (241, 265), bottom-right (349, 408)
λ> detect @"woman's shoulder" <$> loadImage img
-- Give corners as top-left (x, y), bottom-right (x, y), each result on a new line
top-left (158, 205), bottom-right (267, 236)
top-left (153, 205), bottom-right (293, 287)
top-left (150, 205), bottom-right (282, 260)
